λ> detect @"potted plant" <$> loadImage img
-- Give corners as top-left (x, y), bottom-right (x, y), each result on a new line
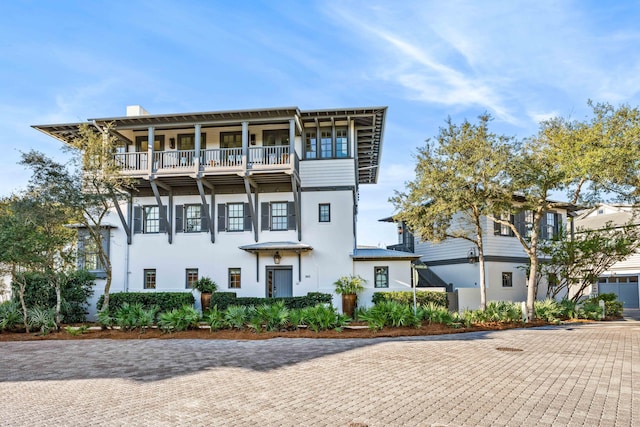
top-left (193, 277), bottom-right (217, 311)
top-left (334, 274), bottom-right (366, 318)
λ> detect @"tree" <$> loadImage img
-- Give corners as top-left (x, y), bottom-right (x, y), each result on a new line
top-left (489, 101), bottom-right (640, 319)
top-left (0, 193), bottom-right (75, 330)
top-left (540, 220), bottom-right (640, 301)
top-left (391, 114), bottom-right (514, 309)
top-left (20, 123), bottom-right (133, 313)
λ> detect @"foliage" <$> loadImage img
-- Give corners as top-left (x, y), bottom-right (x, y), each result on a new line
top-left (157, 305), bottom-right (201, 333)
top-left (11, 270), bottom-right (95, 323)
top-left (417, 302), bottom-right (456, 326)
top-left (391, 114), bottom-right (515, 310)
top-left (250, 301), bottom-right (290, 332)
top-left (585, 293), bottom-right (623, 318)
top-left (224, 305), bottom-right (251, 329)
top-left (577, 300), bottom-right (603, 320)
top-left (333, 275), bottom-right (366, 295)
top-left (97, 292), bottom-right (194, 315)
top-left (299, 304), bottom-right (347, 332)
top-left (27, 306), bottom-right (57, 335)
top-left (534, 299), bottom-right (563, 323)
top-left (371, 291), bottom-right (448, 308)
top-left (539, 224), bottom-right (640, 301)
top-left (358, 300), bottom-right (421, 331)
top-left (113, 302), bottom-right (157, 332)
top-left (0, 301), bottom-right (23, 331)
top-left (97, 309), bottom-right (114, 329)
top-left (203, 306), bottom-right (225, 332)
top-left (471, 301), bottom-right (523, 324)
top-left (210, 292), bottom-right (332, 311)
top-left (65, 325), bottom-right (89, 336)
top-left (558, 299), bottom-right (578, 319)
top-left (192, 276), bottom-right (218, 293)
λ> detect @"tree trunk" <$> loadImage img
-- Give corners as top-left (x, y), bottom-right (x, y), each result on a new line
top-left (54, 278), bottom-right (62, 329)
top-left (527, 255), bottom-right (538, 321)
top-left (13, 271), bottom-right (29, 333)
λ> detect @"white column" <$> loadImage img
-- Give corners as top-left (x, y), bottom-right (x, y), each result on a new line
top-left (148, 126), bottom-right (155, 174)
top-left (194, 123), bottom-right (201, 171)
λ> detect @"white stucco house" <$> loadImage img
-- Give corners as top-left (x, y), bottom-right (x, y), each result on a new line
top-left (385, 204), bottom-right (575, 310)
top-left (34, 105), bottom-right (419, 318)
top-left (574, 204), bottom-right (640, 308)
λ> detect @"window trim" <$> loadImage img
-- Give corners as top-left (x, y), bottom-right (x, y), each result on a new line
top-left (304, 123), bottom-right (350, 160)
top-left (143, 205), bottom-right (160, 234)
top-left (176, 132), bottom-right (207, 151)
top-left (184, 204), bottom-right (203, 233)
top-left (319, 203), bottom-right (331, 223)
top-left (220, 131), bottom-right (242, 149)
top-left (374, 266), bottom-right (389, 288)
top-left (185, 268), bottom-right (198, 289)
top-left (144, 269), bottom-right (157, 290)
top-left (227, 203), bottom-right (245, 232)
top-left (270, 202), bottom-right (288, 231)
top-left (262, 129), bottom-right (289, 147)
top-left (229, 268), bottom-right (241, 289)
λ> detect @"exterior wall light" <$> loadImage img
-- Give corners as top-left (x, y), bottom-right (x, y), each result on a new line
top-left (273, 251), bottom-right (281, 264)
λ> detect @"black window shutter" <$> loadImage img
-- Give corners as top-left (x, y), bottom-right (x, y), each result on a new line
top-left (287, 201), bottom-right (296, 230)
top-left (540, 212), bottom-right (548, 240)
top-left (77, 229), bottom-right (86, 268)
top-left (509, 214), bottom-right (515, 236)
top-left (201, 204), bottom-right (209, 230)
top-left (243, 203), bottom-right (252, 231)
top-left (159, 206), bottom-right (168, 233)
top-left (514, 211), bottom-right (526, 237)
top-left (100, 229), bottom-right (110, 269)
top-left (493, 215), bottom-right (501, 235)
top-left (217, 204), bottom-right (226, 232)
top-left (175, 205), bottom-right (183, 233)
top-left (261, 202), bottom-right (270, 231)
top-left (133, 207), bottom-right (142, 234)
top-left (555, 213), bottom-right (562, 237)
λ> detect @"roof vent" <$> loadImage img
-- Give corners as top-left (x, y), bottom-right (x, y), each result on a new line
top-left (126, 105), bottom-right (150, 117)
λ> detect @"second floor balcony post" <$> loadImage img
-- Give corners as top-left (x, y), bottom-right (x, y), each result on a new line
top-left (242, 121), bottom-right (249, 166)
top-left (147, 126), bottom-right (155, 175)
top-left (194, 123), bottom-right (202, 172)
top-left (289, 119), bottom-right (295, 165)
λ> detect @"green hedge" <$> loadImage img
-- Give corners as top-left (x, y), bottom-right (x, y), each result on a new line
top-left (210, 292), bottom-right (332, 311)
top-left (586, 293), bottom-right (623, 318)
top-left (372, 291), bottom-right (448, 308)
top-left (11, 270), bottom-right (95, 323)
top-left (97, 292), bottom-right (195, 313)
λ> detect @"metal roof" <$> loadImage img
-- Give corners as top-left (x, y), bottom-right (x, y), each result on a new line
top-left (238, 241), bottom-right (313, 253)
top-left (32, 105), bottom-right (387, 184)
top-left (351, 248), bottom-right (420, 260)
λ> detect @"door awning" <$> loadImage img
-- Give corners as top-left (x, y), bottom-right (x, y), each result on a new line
top-left (239, 241), bottom-right (313, 253)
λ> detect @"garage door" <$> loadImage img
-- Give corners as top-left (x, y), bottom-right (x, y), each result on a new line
top-left (598, 276), bottom-right (639, 308)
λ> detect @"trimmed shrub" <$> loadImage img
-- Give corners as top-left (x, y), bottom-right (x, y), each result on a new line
top-left (210, 292), bottom-right (332, 311)
top-left (98, 292), bottom-right (195, 314)
top-left (371, 290), bottom-right (447, 308)
top-left (585, 293), bottom-right (623, 318)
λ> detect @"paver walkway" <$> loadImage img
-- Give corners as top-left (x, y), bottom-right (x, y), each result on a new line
top-left (1, 320), bottom-right (638, 426)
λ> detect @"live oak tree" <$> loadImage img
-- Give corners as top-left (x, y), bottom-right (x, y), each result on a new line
top-left (489, 102), bottom-right (640, 319)
top-left (539, 220), bottom-right (640, 301)
top-left (391, 114), bottom-right (514, 310)
top-left (21, 123), bottom-right (134, 313)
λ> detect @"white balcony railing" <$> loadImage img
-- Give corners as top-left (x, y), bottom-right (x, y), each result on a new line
top-left (248, 146), bottom-right (290, 167)
top-left (200, 148), bottom-right (244, 168)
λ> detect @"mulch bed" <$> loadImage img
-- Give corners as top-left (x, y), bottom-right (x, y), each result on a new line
top-left (0, 320), bottom-right (554, 342)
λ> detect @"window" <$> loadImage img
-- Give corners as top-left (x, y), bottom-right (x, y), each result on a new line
top-left (80, 234), bottom-right (99, 271)
top-left (177, 133), bottom-right (206, 150)
top-left (185, 268), bottom-right (198, 289)
top-left (319, 204), bottom-right (331, 222)
top-left (271, 202), bottom-right (288, 230)
top-left (305, 130), bottom-right (317, 159)
top-left (502, 272), bottom-right (513, 288)
top-left (144, 269), bottom-right (157, 289)
top-left (375, 266), bottom-right (389, 288)
top-left (263, 129), bottom-right (289, 146)
top-left (261, 201), bottom-right (295, 231)
top-left (144, 206), bottom-right (160, 233)
top-left (221, 132), bottom-right (242, 148)
top-left (335, 128), bottom-right (348, 158)
top-left (229, 268), bottom-right (241, 289)
top-left (545, 212), bottom-right (556, 239)
top-left (135, 135), bottom-right (165, 152)
top-left (320, 128), bottom-right (332, 158)
top-left (494, 213), bottom-right (514, 236)
top-left (227, 203), bottom-right (244, 231)
top-left (185, 205), bottom-right (202, 232)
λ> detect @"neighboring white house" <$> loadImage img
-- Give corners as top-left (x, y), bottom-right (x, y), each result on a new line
top-left (574, 204), bottom-right (640, 308)
top-left (385, 205), bottom-right (574, 310)
top-left (34, 105), bottom-right (417, 318)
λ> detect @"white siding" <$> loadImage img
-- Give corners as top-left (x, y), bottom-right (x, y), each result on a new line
top-left (300, 159), bottom-right (355, 187)
top-left (353, 259), bottom-right (414, 309)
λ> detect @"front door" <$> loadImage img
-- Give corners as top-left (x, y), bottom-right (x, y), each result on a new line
top-left (266, 267), bottom-right (293, 298)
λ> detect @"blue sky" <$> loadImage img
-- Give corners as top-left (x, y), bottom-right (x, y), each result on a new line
top-left (2, 0), bottom-right (640, 246)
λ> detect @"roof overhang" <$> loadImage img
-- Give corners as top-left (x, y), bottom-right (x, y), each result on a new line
top-left (239, 241), bottom-right (313, 254)
top-left (351, 248), bottom-right (420, 261)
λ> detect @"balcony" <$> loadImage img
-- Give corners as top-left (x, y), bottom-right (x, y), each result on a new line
top-left (113, 146), bottom-right (299, 178)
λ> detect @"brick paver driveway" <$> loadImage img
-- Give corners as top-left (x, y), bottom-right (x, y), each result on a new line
top-left (1, 320), bottom-right (638, 426)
